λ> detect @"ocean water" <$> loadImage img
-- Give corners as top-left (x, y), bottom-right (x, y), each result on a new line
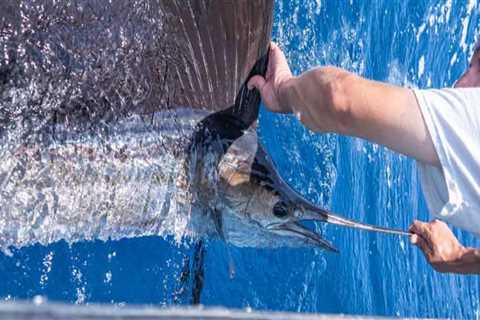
top-left (1, 0), bottom-right (479, 318)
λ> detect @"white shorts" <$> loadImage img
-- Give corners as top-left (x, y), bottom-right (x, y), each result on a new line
top-left (414, 88), bottom-right (480, 236)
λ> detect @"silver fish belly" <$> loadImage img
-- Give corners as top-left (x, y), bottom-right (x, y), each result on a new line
top-left (0, 110), bottom-right (207, 250)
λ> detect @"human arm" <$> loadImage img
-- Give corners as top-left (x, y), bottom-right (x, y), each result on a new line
top-left (409, 220), bottom-right (480, 274)
top-left (247, 43), bottom-right (480, 274)
top-left (248, 42), bottom-right (440, 165)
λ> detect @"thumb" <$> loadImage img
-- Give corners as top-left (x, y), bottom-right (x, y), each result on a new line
top-left (247, 75), bottom-right (266, 91)
top-left (410, 234), bottom-right (419, 245)
top-left (410, 233), bottom-right (433, 257)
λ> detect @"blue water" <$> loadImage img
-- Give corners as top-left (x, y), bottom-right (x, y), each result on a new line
top-left (1, 0), bottom-right (479, 318)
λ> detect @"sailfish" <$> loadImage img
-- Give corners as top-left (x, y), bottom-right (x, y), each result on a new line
top-left (0, 1), bottom-right (408, 255)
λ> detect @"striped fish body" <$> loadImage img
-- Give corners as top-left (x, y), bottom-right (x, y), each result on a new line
top-left (0, 111), bottom-right (213, 249)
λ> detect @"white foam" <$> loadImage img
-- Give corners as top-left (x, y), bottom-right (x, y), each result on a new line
top-left (450, 52), bottom-right (458, 66)
top-left (460, 0), bottom-right (477, 51)
top-left (418, 56), bottom-right (425, 78)
top-left (315, 0), bottom-right (322, 15)
top-left (416, 23), bottom-right (426, 42)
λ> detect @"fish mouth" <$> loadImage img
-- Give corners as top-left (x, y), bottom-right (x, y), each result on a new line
top-left (265, 187), bottom-right (410, 252)
top-left (299, 200), bottom-right (410, 237)
top-left (266, 221), bottom-right (338, 252)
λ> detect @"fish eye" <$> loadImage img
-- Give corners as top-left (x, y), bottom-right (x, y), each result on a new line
top-left (273, 201), bottom-right (289, 218)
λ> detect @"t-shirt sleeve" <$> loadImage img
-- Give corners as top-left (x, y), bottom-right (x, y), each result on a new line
top-left (413, 88), bottom-right (480, 236)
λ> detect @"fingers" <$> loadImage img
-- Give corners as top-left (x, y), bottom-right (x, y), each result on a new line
top-left (247, 75), bottom-right (266, 91)
top-left (247, 75), bottom-right (279, 111)
top-left (249, 42), bottom-right (281, 90)
top-left (409, 220), bottom-right (430, 241)
top-left (269, 42), bottom-right (287, 64)
top-left (268, 42), bottom-right (290, 77)
top-left (248, 42), bottom-right (283, 91)
top-left (248, 42), bottom-right (293, 113)
top-left (249, 42), bottom-right (284, 90)
top-left (409, 220), bottom-right (434, 256)
top-left (410, 233), bottom-right (432, 258)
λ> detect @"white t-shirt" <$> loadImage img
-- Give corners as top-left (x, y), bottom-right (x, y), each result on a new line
top-left (414, 88), bottom-right (480, 236)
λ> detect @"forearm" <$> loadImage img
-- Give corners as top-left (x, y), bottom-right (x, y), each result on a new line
top-left (281, 67), bottom-right (439, 165)
top-left (281, 66), bottom-right (354, 134)
top-left (453, 247), bottom-right (480, 274)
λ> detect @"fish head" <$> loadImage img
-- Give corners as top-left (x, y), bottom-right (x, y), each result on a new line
top-left (217, 131), bottom-right (338, 252)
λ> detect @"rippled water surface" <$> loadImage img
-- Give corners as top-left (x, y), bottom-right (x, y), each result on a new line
top-left (1, 0), bottom-right (479, 318)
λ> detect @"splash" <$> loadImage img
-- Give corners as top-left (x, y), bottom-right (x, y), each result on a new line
top-left (0, 1), bottom-right (204, 250)
top-left (0, 111), bottom-right (206, 251)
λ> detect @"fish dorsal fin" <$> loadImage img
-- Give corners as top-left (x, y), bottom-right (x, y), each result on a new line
top-left (1, 1), bottom-right (273, 126)
top-left (190, 49), bottom-right (270, 153)
top-left (154, 1), bottom-right (274, 115)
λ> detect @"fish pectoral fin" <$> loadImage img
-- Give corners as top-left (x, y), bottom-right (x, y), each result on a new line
top-left (211, 207), bottom-right (225, 240)
top-left (269, 222), bottom-right (339, 253)
top-left (210, 208), bottom-right (236, 279)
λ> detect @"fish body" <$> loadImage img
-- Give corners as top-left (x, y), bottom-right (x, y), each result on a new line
top-left (0, 111), bottom-right (200, 247)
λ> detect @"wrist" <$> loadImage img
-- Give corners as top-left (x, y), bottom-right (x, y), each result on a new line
top-left (277, 76), bottom-right (295, 113)
top-left (460, 247), bottom-right (480, 261)
top-left (455, 245), bottom-right (469, 262)
top-left (452, 247), bottom-right (480, 274)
